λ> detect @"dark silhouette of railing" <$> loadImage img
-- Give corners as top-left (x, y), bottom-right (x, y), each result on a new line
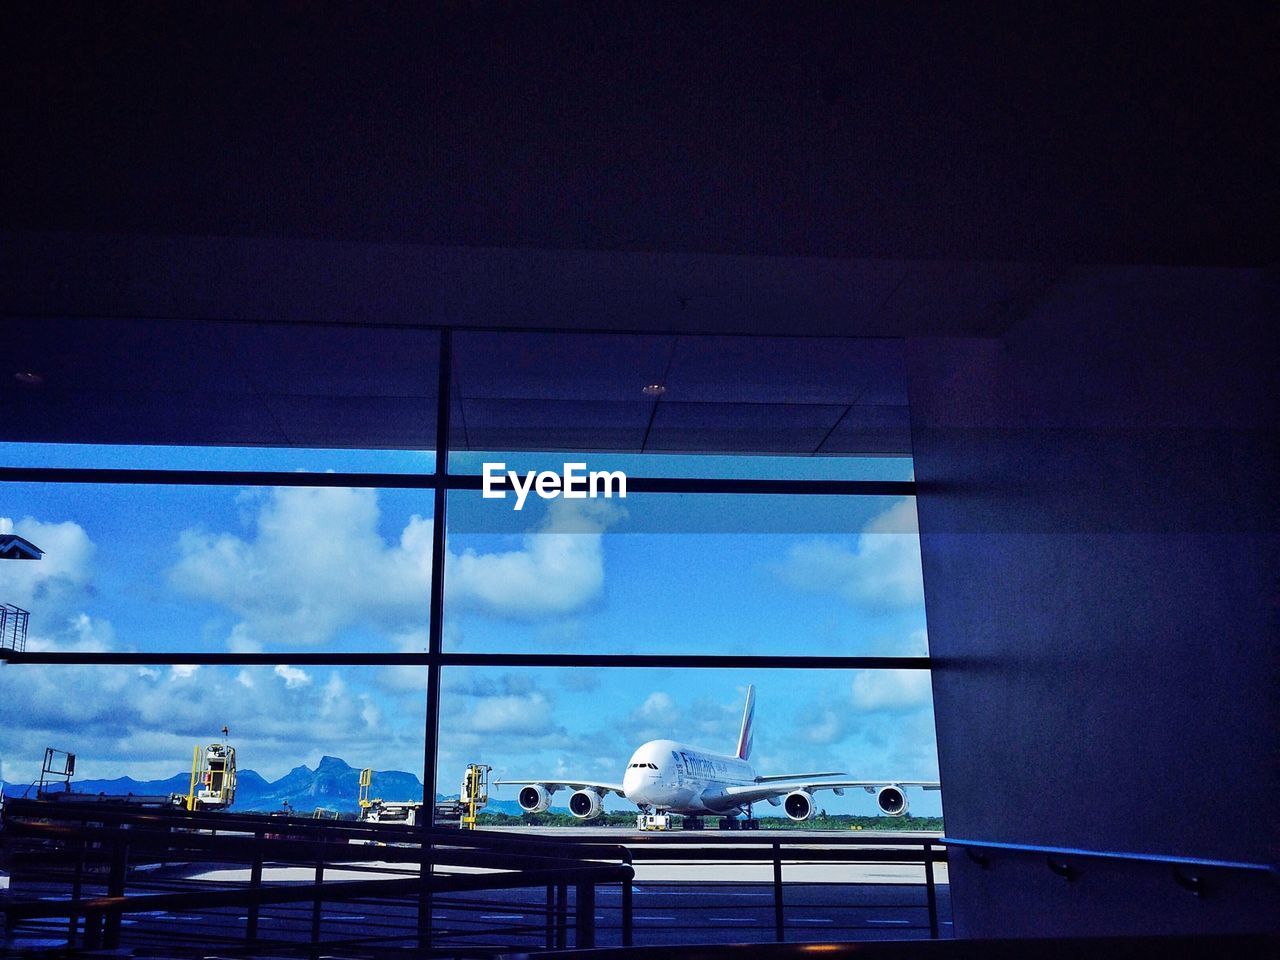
top-left (1, 798), bottom-right (948, 955)
top-left (1, 798), bottom-right (631, 955)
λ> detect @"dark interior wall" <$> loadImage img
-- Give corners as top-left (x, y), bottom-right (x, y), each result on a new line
top-left (908, 267), bottom-right (1278, 936)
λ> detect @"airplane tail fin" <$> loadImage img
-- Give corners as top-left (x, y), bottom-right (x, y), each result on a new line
top-left (735, 684), bottom-right (755, 761)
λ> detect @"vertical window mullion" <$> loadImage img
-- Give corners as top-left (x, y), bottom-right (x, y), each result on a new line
top-left (423, 330), bottom-right (451, 825)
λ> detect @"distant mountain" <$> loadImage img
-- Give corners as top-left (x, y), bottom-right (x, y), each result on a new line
top-left (3, 756), bottom-right (427, 816)
top-left (2, 756), bottom-right (548, 817)
top-left (236, 755), bottom-right (424, 814)
top-left (2, 772), bottom-right (191, 801)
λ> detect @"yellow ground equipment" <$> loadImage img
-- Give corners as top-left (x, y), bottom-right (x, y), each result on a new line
top-left (358, 767), bottom-right (422, 825)
top-left (358, 763), bottom-right (491, 828)
top-left (186, 731), bottom-right (236, 811)
top-left (460, 763), bottom-right (492, 830)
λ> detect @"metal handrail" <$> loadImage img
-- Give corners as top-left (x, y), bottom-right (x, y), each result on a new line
top-left (3, 799), bottom-right (945, 953)
top-left (2, 798), bottom-right (634, 953)
top-left (942, 837), bottom-right (1277, 875)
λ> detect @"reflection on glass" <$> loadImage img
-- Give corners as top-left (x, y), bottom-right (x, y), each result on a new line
top-left (437, 666), bottom-right (941, 822)
top-left (450, 450), bottom-right (914, 481)
top-left (450, 332), bottom-right (911, 462)
top-left (0, 442), bottom-right (437, 474)
top-left (0, 483), bottom-right (433, 654)
top-left (444, 492), bottom-right (927, 656)
top-left (0, 664), bottom-right (427, 810)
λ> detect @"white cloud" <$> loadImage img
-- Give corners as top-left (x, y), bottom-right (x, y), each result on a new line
top-left (638, 691), bottom-right (676, 722)
top-left (274, 664), bottom-right (311, 688)
top-left (447, 499), bottom-right (621, 618)
top-left (169, 488), bottom-right (619, 650)
top-left (0, 515), bottom-right (107, 652)
top-left (777, 499), bottom-right (925, 610)
top-left (169, 487), bottom-right (434, 649)
top-left (465, 692), bottom-right (553, 734)
top-left (850, 670), bottom-right (932, 712)
top-left (0, 663), bottom-right (426, 785)
top-left (801, 708), bottom-right (846, 745)
top-left (906, 629), bottom-right (929, 656)
top-left (617, 690), bottom-right (688, 746)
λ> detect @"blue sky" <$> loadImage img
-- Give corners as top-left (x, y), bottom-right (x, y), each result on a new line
top-left (0, 443), bottom-right (940, 816)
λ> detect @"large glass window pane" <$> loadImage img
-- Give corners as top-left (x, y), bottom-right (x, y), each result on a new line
top-left (1, 483), bottom-right (434, 654)
top-left (0, 664), bottom-right (427, 811)
top-left (444, 492), bottom-right (927, 656)
top-left (436, 666), bottom-right (941, 824)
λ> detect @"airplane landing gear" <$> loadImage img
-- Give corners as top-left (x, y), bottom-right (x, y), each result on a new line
top-left (717, 817), bottom-right (760, 830)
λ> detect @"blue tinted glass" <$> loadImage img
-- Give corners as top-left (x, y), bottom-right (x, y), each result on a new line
top-left (1, 483), bottom-right (433, 654)
top-left (445, 491), bottom-right (927, 656)
top-left (0, 664), bottom-right (426, 804)
top-left (0, 442), bottom-right (436, 474)
top-left (438, 666), bottom-right (941, 819)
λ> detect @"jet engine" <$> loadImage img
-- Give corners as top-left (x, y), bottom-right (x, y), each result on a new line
top-left (876, 784), bottom-right (908, 817)
top-left (783, 790), bottom-right (817, 821)
top-left (568, 789), bottom-right (604, 820)
top-left (517, 784), bottom-right (552, 814)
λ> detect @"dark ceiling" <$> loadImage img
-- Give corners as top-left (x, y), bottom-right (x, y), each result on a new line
top-left (2, 2), bottom-right (1275, 267)
top-left (1, 320), bottom-right (911, 455)
top-left (0, 3), bottom-right (1273, 455)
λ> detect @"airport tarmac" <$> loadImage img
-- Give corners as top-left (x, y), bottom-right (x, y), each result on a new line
top-left (187, 830), bottom-right (948, 886)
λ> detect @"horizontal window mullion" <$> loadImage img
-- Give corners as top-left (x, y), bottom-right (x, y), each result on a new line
top-left (1, 651), bottom-right (929, 669)
top-left (1, 466), bottom-right (913, 496)
top-left (0, 466), bottom-right (437, 488)
top-left (446, 474), bottom-right (915, 496)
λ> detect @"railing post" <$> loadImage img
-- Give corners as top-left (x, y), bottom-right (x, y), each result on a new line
top-left (68, 837), bottom-right (85, 947)
top-left (103, 837), bottom-right (128, 948)
top-left (622, 875), bottom-right (633, 947)
top-left (925, 841), bottom-right (939, 939)
top-left (246, 830), bottom-right (263, 943)
top-left (310, 859), bottom-right (324, 956)
top-left (545, 884), bottom-right (555, 950)
top-left (83, 909), bottom-right (103, 950)
top-left (772, 841), bottom-right (785, 943)
top-left (417, 831), bottom-right (434, 952)
top-left (556, 881), bottom-right (568, 949)
top-left (575, 881), bottom-right (595, 948)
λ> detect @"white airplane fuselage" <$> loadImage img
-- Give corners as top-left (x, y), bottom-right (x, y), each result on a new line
top-left (621, 738), bottom-right (755, 814)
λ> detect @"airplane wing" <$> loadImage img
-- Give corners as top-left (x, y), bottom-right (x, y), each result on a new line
top-left (713, 778), bottom-right (940, 807)
top-left (753, 772), bottom-right (844, 783)
top-left (494, 778), bottom-right (626, 797)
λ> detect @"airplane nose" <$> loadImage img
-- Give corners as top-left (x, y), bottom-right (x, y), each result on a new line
top-left (623, 769), bottom-right (647, 801)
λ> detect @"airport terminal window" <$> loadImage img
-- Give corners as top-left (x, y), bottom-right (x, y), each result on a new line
top-left (436, 666), bottom-right (942, 822)
top-left (444, 490), bottom-right (927, 657)
top-left (0, 664), bottom-right (427, 802)
top-left (0, 323), bottom-right (938, 826)
top-left (0, 482), bottom-right (435, 654)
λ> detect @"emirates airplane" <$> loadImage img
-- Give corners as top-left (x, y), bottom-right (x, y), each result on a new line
top-left (497, 685), bottom-right (940, 829)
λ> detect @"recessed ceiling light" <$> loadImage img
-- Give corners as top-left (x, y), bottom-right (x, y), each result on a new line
top-left (14, 371), bottom-right (44, 385)
top-left (641, 383), bottom-right (666, 397)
